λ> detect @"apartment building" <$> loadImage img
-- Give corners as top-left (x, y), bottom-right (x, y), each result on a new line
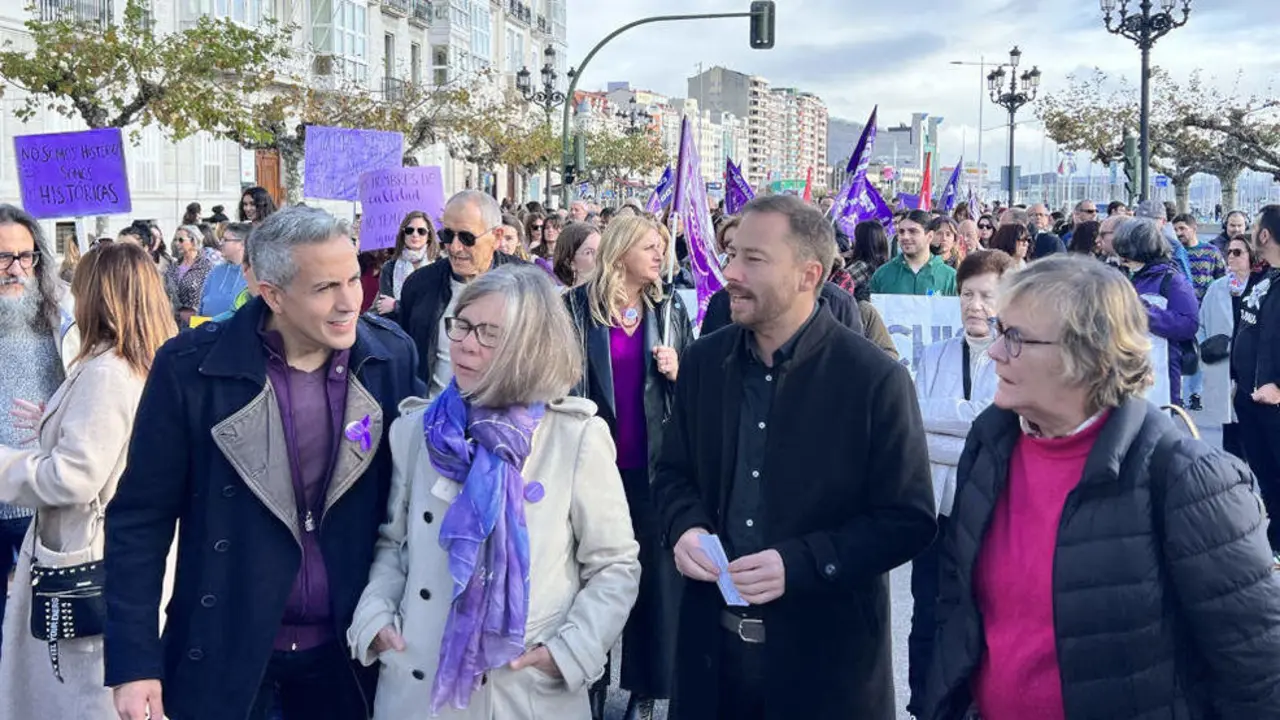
top-left (0, 0), bottom-right (568, 241)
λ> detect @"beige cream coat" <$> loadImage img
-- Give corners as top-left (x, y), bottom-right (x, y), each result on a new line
top-left (0, 351), bottom-right (144, 720)
top-left (348, 396), bottom-right (640, 720)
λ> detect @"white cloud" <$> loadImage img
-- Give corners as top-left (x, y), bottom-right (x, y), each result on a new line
top-left (566, 0), bottom-right (1279, 175)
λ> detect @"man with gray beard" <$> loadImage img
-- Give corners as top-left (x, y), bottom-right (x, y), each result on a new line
top-left (0, 204), bottom-right (80, 663)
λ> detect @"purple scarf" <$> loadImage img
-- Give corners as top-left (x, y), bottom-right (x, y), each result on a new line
top-left (424, 381), bottom-right (544, 714)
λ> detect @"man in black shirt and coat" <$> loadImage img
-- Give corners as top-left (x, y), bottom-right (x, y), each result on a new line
top-left (653, 194), bottom-right (936, 720)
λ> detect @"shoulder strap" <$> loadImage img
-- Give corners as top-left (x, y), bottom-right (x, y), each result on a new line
top-left (961, 340), bottom-right (972, 401)
top-left (1159, 270), bottom-right (1172, 297)
top-left (1148, 428), bottom-right (1183, 546)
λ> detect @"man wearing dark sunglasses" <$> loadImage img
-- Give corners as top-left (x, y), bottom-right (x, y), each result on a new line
top-left (397, 190), bottom-right (524, 396)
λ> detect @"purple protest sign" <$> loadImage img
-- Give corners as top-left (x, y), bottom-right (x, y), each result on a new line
top-left (357, 166), bottom-right (446, 252)
top-left (673, 117), bottom-right (725, 326)
top-left (303, 125), bottom-right (404, 201)
top-left (13, 128), bottom-right (131, 219)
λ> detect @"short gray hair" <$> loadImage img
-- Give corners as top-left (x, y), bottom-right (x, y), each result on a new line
top-left (248, 206), bottom-right (352, 288)
top-left (1000, 254), bottom-right (1153, 413)
top-left (1112, 217), bottom-right (1170, 265)
top-left (453, 264), bottom-right (582, 407)
top-left (1000, 207), bottom-right (1030, 227)
top-left (447, 189), bottom-right (503, 229)
top-left (741, 194), bottom-right (836, 279)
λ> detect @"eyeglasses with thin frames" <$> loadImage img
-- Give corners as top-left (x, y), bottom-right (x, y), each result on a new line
top-left (0, 252), bottom-right (40, 271)
top-left (444, 317), bottom-right (503, 348)
top-left (994, 318), bottom-right (1058, 359)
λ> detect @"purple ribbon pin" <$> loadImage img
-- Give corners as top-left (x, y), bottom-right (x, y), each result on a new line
top-left (344, 415), bottom-right (372, 452)
top-left (523, 481), bottom-right (545, 504)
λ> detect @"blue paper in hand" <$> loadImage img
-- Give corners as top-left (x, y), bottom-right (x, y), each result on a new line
top-left (698, 534), bottom-right (749, 607)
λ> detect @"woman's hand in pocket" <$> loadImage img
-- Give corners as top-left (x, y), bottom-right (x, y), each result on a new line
top-left (372, 624), bottom-right (406, 655)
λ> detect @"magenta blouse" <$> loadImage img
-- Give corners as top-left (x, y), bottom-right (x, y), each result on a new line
top-left (609, 324), bottom-right (649, 470)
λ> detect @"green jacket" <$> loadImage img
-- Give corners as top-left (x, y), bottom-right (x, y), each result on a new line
top-left (868, 254), bottom-right (957, 296)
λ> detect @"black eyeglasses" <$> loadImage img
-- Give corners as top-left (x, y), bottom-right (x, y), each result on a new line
top-left (438, 226), bottom-right (498, 247)
top-left (445, 317), bottom-right (503, 348)
top-left (531, 224), bottom-right (544, 231)
top-left (1228, 248), bottom-right (1247, 258)
top-left (978, 223), bottom-right (993, 231)
top-left (0, 252), bottom-right (39, 271)
top-left (402, 227), bottom-right (431, 237)
top-left (995, 319), bottom-right (1058, 359)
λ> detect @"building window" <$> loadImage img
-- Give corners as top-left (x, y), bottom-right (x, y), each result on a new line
top-left (470, 2), bottom-right (491, 65)
top-left (384, 33), bottom-right (394, 79)
top-left (132, 126), bottom-right (161, 192)
top-left (313, 0), bottom-right (368, 83)
top-left (432, 45), bottom-right (449, 86)
top-left (410, 42), bottom-right (421, 86)
top-left (201, 133), bottom-right (223, 193)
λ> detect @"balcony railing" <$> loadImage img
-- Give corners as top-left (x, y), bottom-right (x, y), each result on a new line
top-left (536, 14), bottom-right (548, 32)
top-left (410, 0), bottom-right (431, 25)
top-left (384, 76), bottom-right (407, 102)
top-left (40, 0), bottom-right (112, 26)
top-left (507, 0), bottom-right (531, 25)
top-left (382, 0), bottom-right (410, 17)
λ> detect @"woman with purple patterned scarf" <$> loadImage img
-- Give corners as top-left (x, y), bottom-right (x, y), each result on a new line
top-left (348, 264), bottom-right (640, 719)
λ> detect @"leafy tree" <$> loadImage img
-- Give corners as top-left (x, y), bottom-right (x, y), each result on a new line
top-left (0, 0), bottom-right (293, 142)
top-left (581, 128), bottom-right (668, 198)
top-left (1185, 103), bottom-right (1280, 208)
top-left (233, 78), bottom-right (471, 203)
top-left (1037, 68), bottom-right (1232, 211)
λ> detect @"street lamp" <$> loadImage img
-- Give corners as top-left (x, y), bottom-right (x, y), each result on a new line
top-left (987, 46), bottom-right (1040, 205)
top-left (516, 45), bottom-right (566, 205)
top-left (615, 97), bottom-right (653, 135)
top-left (951, 57), bottom-right (1012, 199)
top-left (1102, 0), bottom-right (1191, 202)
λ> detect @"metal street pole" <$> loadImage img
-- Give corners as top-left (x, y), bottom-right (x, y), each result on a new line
top-left (1102, 0), bottom-right (1191, 202)
top-left (559, 10), bottom-right (759, 210)
top-left (952, 57), bottom-right (1011, 199)
top-left (1008, 109), bottom-right (1016, 204)
top-left (987, 47), bottom-right (1039, 207)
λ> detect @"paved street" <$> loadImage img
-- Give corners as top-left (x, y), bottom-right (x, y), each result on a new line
top-left (602, 563), bottom-right (916, 720)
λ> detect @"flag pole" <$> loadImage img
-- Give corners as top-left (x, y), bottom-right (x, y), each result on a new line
top-left (663, 210), bottom-right (680, 347)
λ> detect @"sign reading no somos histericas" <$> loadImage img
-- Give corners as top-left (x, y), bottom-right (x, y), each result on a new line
top-left (14, 128), bottom-right (132, 219)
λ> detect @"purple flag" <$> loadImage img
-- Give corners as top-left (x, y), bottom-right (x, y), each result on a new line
top-left (897, 192), bottom-right (921, 210)
top-left (839, 177), bottom-right (896, 239)
top-left (830, 106), bottom-right (878, 219)
top-left (645, 166), bottom-right (675, 214)
top-left (724, 158), bottom-right (754, 215)
top-left (940, 158), bottom-right (963, 212)
top-left (14, 128), bottom-right (132, 219)
top-left (673, 117), bottom-right (725, 326)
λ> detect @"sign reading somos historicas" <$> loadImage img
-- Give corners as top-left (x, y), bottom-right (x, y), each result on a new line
top-left (13, 128), bottom-right (132, 219)
top-left (357, 166), bottom-right (447, 252)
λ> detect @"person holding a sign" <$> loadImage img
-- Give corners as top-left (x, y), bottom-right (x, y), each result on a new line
top-left (906, 249), bottom-right (1014, 717)
top-left (869, 210), bottom-right (957, 296)
top-left (104, 207), bottom-right (423, 720)
top-left (654, 194), bottom-right (935, 720)
top-left (374, 211), bottom-right (438, 323)
top-left (924, 254), bottom-right (1280, 720)
top-left (564, 215), bottom-right (693, 720)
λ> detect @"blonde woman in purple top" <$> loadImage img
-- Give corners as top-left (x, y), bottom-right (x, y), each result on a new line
top-left (564, 215), bottom-right (695, 720)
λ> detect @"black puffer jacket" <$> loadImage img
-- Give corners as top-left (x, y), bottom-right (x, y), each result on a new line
top-left (924, 397), bottom-right (1280, 720)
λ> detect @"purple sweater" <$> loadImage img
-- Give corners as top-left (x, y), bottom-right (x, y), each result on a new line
top-left (260, 327), bottom-right (351, 651)
top-left (1131, 261), bottom-right (1199, 406)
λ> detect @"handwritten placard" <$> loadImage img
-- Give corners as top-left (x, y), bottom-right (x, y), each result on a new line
top-left (13, 128), bottom-right (131, 219)
top-left (357, 166), bottom-right (446, 251)
top-left (303, 125), bottom-right (404, 201)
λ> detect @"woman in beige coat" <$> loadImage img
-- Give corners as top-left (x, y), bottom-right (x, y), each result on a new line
top-left (348, 265), bottom-right (640, 720)
top-left (0, 243), bottom-right (176, 718)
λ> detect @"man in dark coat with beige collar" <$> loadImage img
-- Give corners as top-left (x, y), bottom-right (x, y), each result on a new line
top-left (104, 207), bottom-right (423, 720)
top-left (653, 194), bottom-right (936, 720)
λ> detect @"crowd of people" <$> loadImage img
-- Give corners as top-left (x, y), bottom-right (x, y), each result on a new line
top-left (0, 179), bottom-right (1278, 720)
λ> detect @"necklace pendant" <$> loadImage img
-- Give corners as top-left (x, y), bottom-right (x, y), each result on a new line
top-left (303, 510), bottom-right (316, 533)
top-left (623, 307), bottom-right (640, 324)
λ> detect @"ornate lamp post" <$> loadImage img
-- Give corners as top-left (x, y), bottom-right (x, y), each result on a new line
top-left (1102, 0), bottom-right (1191, 202)
top-left (987, 46), bottom-right (1041, 205)
top-left (616, 97), bottom-right (653, 136)
top-left (516, 45), bottom-right (566, 205)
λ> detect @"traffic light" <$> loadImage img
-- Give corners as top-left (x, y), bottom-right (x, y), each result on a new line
top-left (749, 1), bottom-right (775, 49)
top-left (1122, 134), bottom-right (1139, 204)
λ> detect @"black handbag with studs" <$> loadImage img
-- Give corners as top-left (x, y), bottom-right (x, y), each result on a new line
top-left (27, 511), bottom-right (106, 683)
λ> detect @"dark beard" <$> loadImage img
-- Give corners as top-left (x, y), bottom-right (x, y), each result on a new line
top-left (0, 277), bottom-right (45, 333)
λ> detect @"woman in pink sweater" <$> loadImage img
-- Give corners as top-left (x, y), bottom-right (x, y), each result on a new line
top-left (922, 254), bottom-right (1280, 720)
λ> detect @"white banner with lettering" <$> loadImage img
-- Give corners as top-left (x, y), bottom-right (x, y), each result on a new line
top-left (870, 294), bottom-right (963, 377)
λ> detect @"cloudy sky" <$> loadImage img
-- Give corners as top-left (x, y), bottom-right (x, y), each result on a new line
top-left (566, 0), bottom-right (1277, 176)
